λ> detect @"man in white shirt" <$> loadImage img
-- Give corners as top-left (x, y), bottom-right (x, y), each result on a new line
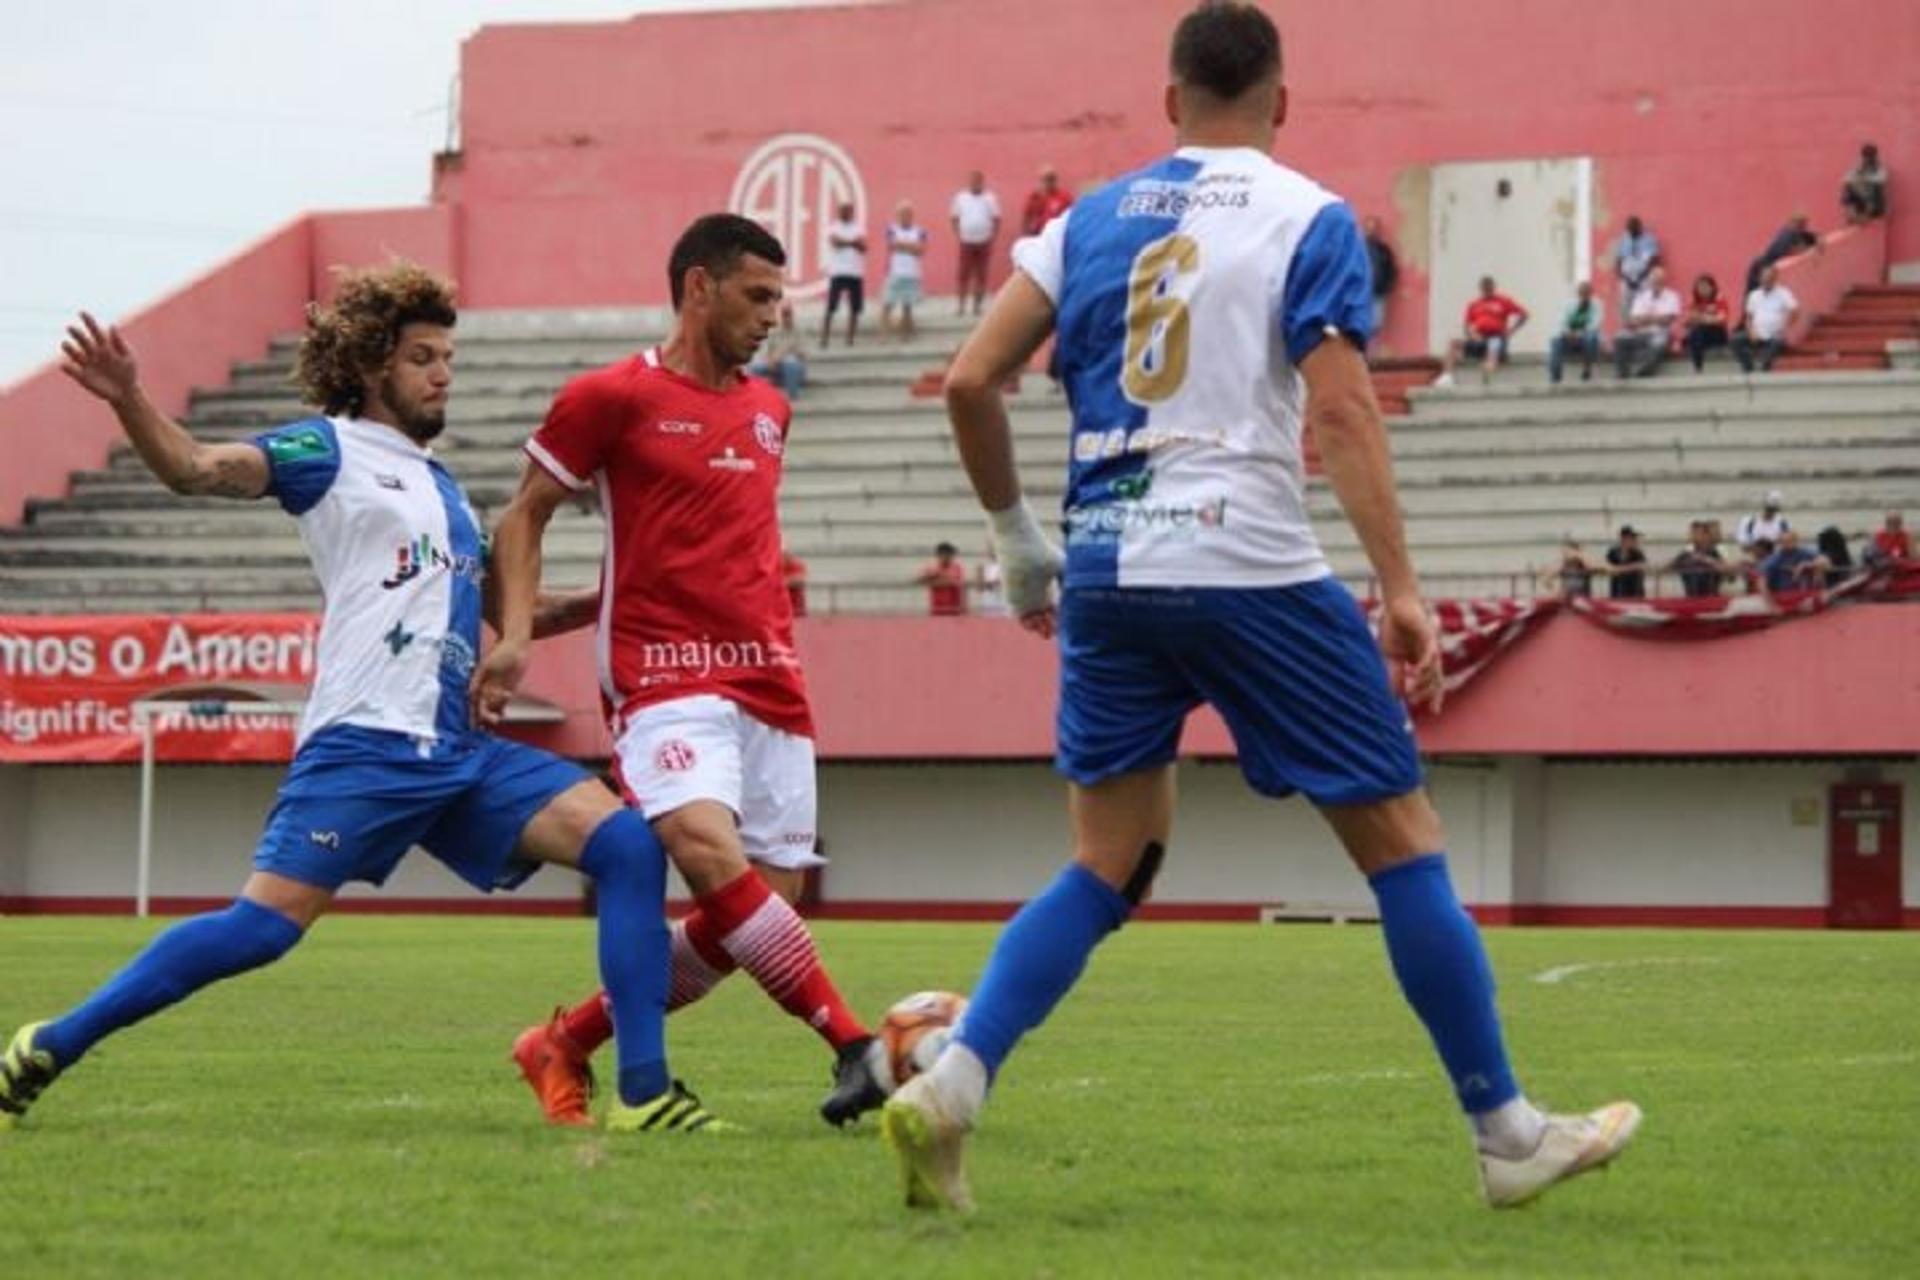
top-left (820, 200), bottom-right (866, 349)
top-left (1612, 264), bottom-right (1681, 378)
top-left (1734, 264), bottom-right (1798, 373)
top-left (1735, 490), bottom-right (1791, 552)
top-left (949, 170), bottom-right (1001, 316)
top-left (883, 201), bottom-right (929, 339)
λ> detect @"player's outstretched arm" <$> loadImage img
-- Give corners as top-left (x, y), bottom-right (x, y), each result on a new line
top-left (945, 272), bottom-right (1063, 634)
top-left (59, 312), bottom-right (268, 500)
top-left (471, 462), bottom-right (570, 725)
top-left (1300, 335), bottom-right (1443, 712)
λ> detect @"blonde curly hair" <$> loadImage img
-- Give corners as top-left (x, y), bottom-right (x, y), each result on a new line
top-left (293, 262), bottom-right (457, 415)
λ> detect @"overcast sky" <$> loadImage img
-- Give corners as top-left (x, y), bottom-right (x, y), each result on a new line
top-left (0, 0), bottom-right (802, 387)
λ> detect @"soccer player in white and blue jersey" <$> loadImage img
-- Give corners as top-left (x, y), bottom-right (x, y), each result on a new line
top-left (882, 2), bottom-right (1640, 1210)
top-left (0, 267), bottom-right (724, 1135)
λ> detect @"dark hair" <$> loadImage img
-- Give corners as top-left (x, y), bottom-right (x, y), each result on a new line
top-left (936, 541), bottom-right (958, 556)
top-left (667, 214), bottom-right (787, 310)
top-left (1693, 273), bottom-right (1719, 300)
top-left (294, 262), bottom-right (456, 416)
top-left (1170, 2), bottom-right (1280, 101)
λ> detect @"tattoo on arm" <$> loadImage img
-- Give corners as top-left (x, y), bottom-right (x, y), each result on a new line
top-left (201, 455), bottom-right (259, 498)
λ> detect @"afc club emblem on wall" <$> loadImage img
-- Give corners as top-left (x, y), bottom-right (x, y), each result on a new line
top-left (654, 739), bottom-right (698, 773)
top-left (730, 132), bottom-right (868, 303)
top-left (752, 413), bottom-right (785, 457)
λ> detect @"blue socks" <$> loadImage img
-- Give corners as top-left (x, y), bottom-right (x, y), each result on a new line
top-left (578, 809), bottom-right (670, 1106)
top-left (955, 862), bottom-right (1132, 1078)
top-left (38, 897), bottom-right (303, 1068)
top-left (1368, 853), bottom-right (1519, 1113)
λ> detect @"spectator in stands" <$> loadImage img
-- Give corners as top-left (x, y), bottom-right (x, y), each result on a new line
top-left (1546, 280), bottom-right (1603, 384)
top-left (1816, 526), bottom-right (1855, 586)
top-left (820, 200), bottom-right (866, 349)
top-left (1745, 212), bottom-right (1818, 293)
top-left (950, 170), bottom-right (1002, 316)
top-left (1612, 214), bottom-right (1661, 314)
top-left (748, 304), bottom-right (807, 397)
top-left (1364, 216), bottom-right (1399, 338)
top-left (1760, 528), bottom-right (1829, 594)
top-left (1436, 276), bottom-right (1527, 386)
top-left (1021, 165), bottom-right (1073, 237)
top-left (1613, 265), bottom-right (1681, 379)
top-left (1666, 521), bottom-right (1730, 598)
top-left (1682, 274), bottom-right (1732, 372)
top-left (1539, 539), bottom-right (1597, 599)
top-left (1841, 143), bottom-right (1888, 224)
top-left (1866, 512), bottom-right (1912, 566)
top-left (975, 546), bottom-right (1008, 616)
top-left (883, 201), bottom-right (929, 341)
top-left (1734, 264), bottom-right (1800, 374)
top-left (916, 541), bottom-right (968, 615)
top-left (1735, 490), bottom-right (1790, 552)
top-left (781, 546), bottom-right (809, 617)
top-left (1605, 526), bottom-right (1648, 598)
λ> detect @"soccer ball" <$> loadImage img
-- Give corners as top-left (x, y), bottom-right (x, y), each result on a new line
top-left (876, 990), bottom-right (967, 1091)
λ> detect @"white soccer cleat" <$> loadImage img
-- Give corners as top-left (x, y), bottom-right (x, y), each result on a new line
top-left (881, 1073), bottom-right (975, 1212)
top-left (1479, 1101), bottom-right (1643, 1208)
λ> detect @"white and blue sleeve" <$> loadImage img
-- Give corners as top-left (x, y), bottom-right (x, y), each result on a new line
top-left (1280, 202), bottom-right (1376, 364)
top-left (1011, 208), bottom-right (1071, 307)
top-left (251, 416), bottom-right (342, 516)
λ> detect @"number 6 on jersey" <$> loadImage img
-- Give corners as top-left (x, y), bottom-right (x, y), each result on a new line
top-left (1122, 232), bottom-right (1200, 404)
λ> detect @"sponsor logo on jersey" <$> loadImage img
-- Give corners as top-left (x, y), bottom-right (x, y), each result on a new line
top-left (751, 412), bottom-right (785, 457)
top-left (658, 419), bottom-right (705, 436)
top-left (1116, 172), bottom-right (1251, 219)
top-left (438, 632), bottom-right (476, 680)
top-left (265, 426), bottom-right (334, 464)
top-left (1073, 426), bottom-right (1225, 464)
top-left (380, 534), bottom-right (484, 589)
top-left (708, 447), bottom-right (757, 473)
top-left (654, 739), bottom-right (698, 772)
top-left (729, 132), bottom-right (868, 303)
top-left (375, 473), bottom-right (405, 490)
top-left (309, 830), bottom-right (341, 850)
top-left (383, 621), bottom-right (416, 655)
top-left (1064, 495), bottom-right (1229, 541)
top-left (639, 636), bottom-right (792, 678)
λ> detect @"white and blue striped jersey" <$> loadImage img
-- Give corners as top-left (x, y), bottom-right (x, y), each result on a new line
top-left (1012, 145), bottom-right (1374, 590)
top-left (252, 416), bottom-right (486, 748)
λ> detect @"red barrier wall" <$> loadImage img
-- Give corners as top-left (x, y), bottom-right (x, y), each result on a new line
top-left (504, 605), bottom-right (1920, 761)
top-left (450, 0), bottom-right (1920, 356)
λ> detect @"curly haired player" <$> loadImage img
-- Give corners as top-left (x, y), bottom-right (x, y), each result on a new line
top-left (2, 265), bottom-right (726, 1136)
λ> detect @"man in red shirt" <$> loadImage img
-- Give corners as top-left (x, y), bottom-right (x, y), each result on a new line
top-left (1439, 275), bottom-right (1529, 386)
top-left (1021, 165), bottom-right (1073, 237)
top-left (916, 541), bottom-right (968, 615)
top-left (1869, 512), bottom-right (1912, 564)
top-left (475, 214), bottom-right (888, 1129)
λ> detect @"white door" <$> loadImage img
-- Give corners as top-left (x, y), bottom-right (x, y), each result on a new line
top-left (1428, 158), bottom-right (1591, 355)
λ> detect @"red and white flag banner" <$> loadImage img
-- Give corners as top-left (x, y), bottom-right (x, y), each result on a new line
top-left (0, 614), bottom-right (316, 763)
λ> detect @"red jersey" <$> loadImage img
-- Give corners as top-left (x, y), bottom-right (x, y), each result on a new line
top-left (923, 561), bottom-right (967, 616)
top-left (1022, 188), bottom-right (1074, 236)
top-left (1465, 294), bottom-right (1525, 337)
top-left (1873, 527), bottom-right (1913, 560)
top-left (526, 348), bottom-right (813, 737)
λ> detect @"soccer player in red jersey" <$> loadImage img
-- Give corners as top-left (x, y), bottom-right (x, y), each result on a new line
top-left (472, 214), bottom-right (888, 1128)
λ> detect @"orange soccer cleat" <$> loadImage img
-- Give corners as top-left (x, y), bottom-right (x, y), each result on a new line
top-left (510, 1010), bottom-right (596, 1128)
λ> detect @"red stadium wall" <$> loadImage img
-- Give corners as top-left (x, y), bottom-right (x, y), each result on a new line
top-left (445, 0), bottom-right (1920, 343)
top-left (504, 606), bottom-right (1920, 762)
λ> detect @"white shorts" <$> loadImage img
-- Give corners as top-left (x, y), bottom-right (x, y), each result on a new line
top-left (611, 694), bottom-right (823, 870)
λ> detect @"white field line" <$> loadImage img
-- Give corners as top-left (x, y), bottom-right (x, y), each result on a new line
top-left (1276, 1049), bottom-right (1917, 1091)
top-left (1531, 956), bottom-right (1726, 985)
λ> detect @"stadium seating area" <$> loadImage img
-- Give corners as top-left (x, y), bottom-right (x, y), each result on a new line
top-left (1, 298), bottom-right (1916, 614)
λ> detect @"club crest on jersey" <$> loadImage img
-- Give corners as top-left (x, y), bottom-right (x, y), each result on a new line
top-left (654, 739), bottom-right (698, 772)
top-left (751, 413), bottom-right (785, 457)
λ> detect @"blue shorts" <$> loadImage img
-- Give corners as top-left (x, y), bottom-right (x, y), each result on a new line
top-left (1056, 580), bottom-right (1423, 806)
top-left (254, 725), bottom-right (593, 892)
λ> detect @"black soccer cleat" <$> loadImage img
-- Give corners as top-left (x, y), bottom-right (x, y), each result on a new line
top-left (819, 1035), bottom-right (891, 1128)
top-left (0, 1022), bottom-right (59, 1130)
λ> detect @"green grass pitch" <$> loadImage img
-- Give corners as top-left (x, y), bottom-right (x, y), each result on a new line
top-left (1, 917), bottom-right (1915, 1277)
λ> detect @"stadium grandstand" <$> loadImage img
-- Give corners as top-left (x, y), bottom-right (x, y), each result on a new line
top-left (1, 0), bottom-right (1915, 932)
